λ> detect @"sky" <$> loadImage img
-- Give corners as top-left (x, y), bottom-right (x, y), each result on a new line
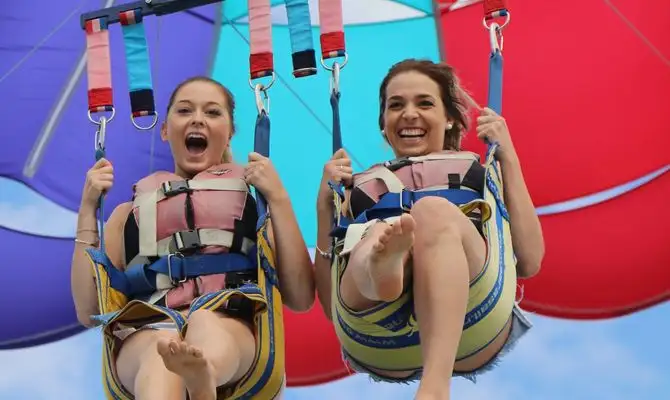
top-left (0, 178), bottom-right (669, 399)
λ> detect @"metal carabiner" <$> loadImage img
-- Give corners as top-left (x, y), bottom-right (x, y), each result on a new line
top-left (489, 22), bottom-right (504, 53)
top-left (254, 83), bottom-right (270, 115)
top-left (330, 61), bottom-right (341, 95)
top-left (94, 116), bottom-right (107, 152)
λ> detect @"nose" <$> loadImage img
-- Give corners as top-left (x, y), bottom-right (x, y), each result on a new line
top-left (190, 109), bottom-right (205, 126)
top-left (402, 104), bottom-right (419, 120)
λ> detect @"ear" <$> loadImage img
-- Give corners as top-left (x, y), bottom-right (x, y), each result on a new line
top-left (160, 121), bottom-right (168, 142)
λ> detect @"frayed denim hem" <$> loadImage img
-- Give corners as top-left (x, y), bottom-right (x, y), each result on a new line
top-left (453, 305), bottom-right (532, 383)
top-left (340, 304), bottom-right (532, 385)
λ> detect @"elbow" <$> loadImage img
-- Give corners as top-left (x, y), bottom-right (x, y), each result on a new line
top-left (76, 312), bottom-right (97, 329)
top-left (73, 300), bottom-right (99, 328)
top-left (517, 249), bottom-right (545, 279)
top-left (517, 261), bottom-right (542, 279)
top-left (286, 295), bottom-right (315, 313)
top-left (285, 288), bottom-right (316, 313)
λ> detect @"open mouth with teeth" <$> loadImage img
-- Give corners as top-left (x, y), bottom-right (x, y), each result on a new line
top-left (398, 128), bottom-right (426, 138)
top-left (185, 132), bottom-right (208, 155)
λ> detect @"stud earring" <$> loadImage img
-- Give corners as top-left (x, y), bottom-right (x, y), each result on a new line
top-left (446, 122), bottom-right (454, 130)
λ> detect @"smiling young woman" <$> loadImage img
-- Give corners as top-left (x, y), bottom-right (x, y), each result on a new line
top-left (314, 58), bottom-right (544, 399)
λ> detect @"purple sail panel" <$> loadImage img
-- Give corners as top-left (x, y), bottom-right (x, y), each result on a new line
top-left (0, 226), bottom-right (85, 349)
top-left (0, 1), bottom-right (221, 350)
top-left (0, 1), bottom-right (221, 218)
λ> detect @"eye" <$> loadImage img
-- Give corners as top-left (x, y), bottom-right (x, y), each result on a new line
top-left (206, 109), bottom-right (222, 116)
top-left (418, 100), bottom-right (434, 108)
top-left (387, 101), bottom-right (403, 110)
top-left (177, 108), bottom-right (191, 114)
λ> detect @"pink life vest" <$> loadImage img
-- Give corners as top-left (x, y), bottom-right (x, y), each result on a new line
top-left (348, 151), bottom-right (486, 226)
top-left (126, 163), bottom-right (258, 309)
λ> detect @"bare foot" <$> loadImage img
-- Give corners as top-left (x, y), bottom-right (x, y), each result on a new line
top-left (365, 214), bottom-right (416, 302)
top-left (157, 338), bottom-right (216, 400)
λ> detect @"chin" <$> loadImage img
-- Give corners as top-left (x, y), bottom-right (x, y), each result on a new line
top-left (178, 157), bottom-right (213, 177)
top-left (395, 147), bottom-right (427, 158)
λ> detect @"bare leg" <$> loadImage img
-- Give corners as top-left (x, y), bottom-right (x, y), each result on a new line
top-left (116, 329), bottom-right (185, 400)
top-left (341, 214), bottom-right (416, 308)
top-left (157, 307), bottom-right (256, 400)
top-left (410, 197), bottom-right (486, 400)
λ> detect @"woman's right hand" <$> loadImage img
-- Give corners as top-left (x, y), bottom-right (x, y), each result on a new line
top-left (81, 158), bottom-right (114, 208)
top-left (318, 149), bottom-right (353, 210)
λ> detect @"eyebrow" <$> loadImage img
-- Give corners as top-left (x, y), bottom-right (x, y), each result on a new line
top-left (388, 94), bottom-right (435, 101)
top-left (176, 100), bottom-right (222, 107)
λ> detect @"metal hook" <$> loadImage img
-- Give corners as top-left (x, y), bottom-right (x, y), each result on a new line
top-left (482, 10), bottom-right (510, 30)
top-left (254, 83), bottom-right (270, 115)
top-left (131, 112), bottom-right (159, 130)
top-left (88, 107), bottom-right (116, 125)
top-left (248, 72), bottom-right (276, 91)
top-left (330, 61), bottom-right (341, 95)
top-left (489, 22), bottom-right (504, 53)
top-left (95, 116), bottom-right (107, 151)
top-left (321, 53), bottom-right (349, 71)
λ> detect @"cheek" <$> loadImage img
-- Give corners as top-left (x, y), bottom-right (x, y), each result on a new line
top-left (383, 113), bottom-right (397, 131)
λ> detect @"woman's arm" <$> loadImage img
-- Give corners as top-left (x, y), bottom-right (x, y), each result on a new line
top-left (314, 204), bottom-right (335, 321)
top-left (70, 202), bottom-right (130, 327)
top-left (499, 155), bottom-right (545, 278)
top-left (476, 108), bottom-right (545, 278)
top-left (266, 191), bottom-right (315, 313)
top-left (313, 149), bottom-right (354, 321)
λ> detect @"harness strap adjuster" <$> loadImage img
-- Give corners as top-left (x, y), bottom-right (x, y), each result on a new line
top-left (400, 190), bottom-right (413, 213)
top-left (172, 230), bottom-right (202, 252)
top-left (166, 252), bottom-right (187, 284)
top-left (161, 180), bottom-right (191, 197)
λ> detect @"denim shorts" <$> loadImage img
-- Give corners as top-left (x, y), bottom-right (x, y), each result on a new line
top-left (342, 304), bottom-right (533, 384)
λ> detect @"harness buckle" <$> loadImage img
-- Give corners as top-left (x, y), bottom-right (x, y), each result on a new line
top-left (161, 180), bottom-right (191, 197)
top-left (167, 252), bottom-right (187, 284)
top-left (400, 189), bottom-right (413, 213)
top-left (384, 157), bottom-right (413, 172)
top-left (172, 230), bottom-right (202, 252)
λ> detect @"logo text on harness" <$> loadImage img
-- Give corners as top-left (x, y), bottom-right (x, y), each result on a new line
top-left (208, 168), bottom-right (231, 175)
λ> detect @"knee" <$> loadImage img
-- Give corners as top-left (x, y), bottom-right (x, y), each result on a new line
top-left (410, 197), bottom-right (465, 242)
top-left (186, 309), bottom-right (219, 331)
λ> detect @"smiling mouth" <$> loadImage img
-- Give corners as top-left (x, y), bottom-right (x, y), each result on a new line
top-left (398, 128), bottom-right (426, 138)
top-left (185, 133), bottom-right (208, 155)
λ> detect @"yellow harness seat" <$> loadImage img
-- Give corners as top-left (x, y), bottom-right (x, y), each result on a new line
top-left (85, 170), bottom-right (286, 400)
top-left (328, 146), bottom-right (520, 376)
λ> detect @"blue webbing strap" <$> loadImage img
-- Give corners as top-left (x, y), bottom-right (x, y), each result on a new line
top-left (254, 109), bottom-right (271, 228)
top-left (484, 7), bottom-right (509, 160)
top-left (120, 8), bottom-right (157, 129)
top-left (284, 0), bottom-right (317, 77)
top-left (94, 118), bottom-right (108, 254)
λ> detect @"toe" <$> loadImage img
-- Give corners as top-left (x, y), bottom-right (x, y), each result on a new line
top-left (168, 340), bottom-right (181, 354)
top-left (190, 346), bottom-right (203, 358)
top-left (392, 221), bottom-right (403, 235)
top-left (179, 341), bottom-right (190, 354)
top-left (157, 339), bottom-right (171, 357)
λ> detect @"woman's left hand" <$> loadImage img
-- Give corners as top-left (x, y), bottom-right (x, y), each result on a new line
top-left (476, 107), bottom-right (517, 163)
top-left (244, 152), bottom-right (287, 203)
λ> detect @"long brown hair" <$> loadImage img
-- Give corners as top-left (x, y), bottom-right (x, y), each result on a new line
top-left (378, 59), bottom-right (470, 151)
top-left (166, 76), bottom-right (236, 163)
